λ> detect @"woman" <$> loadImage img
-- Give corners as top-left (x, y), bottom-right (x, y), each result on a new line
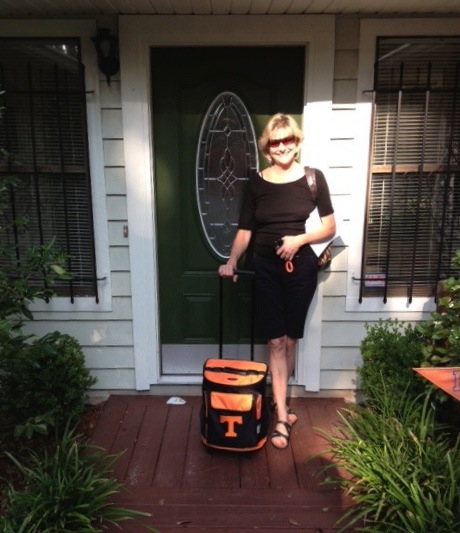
top-left (218, 113), bottom-right (336, 450)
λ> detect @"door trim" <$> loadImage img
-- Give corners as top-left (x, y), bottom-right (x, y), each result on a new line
top-left (120, 15), bottom-right (335, 390)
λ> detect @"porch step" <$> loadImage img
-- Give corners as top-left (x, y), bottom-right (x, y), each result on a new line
top-left (107, 487), bottom-right (354, 532)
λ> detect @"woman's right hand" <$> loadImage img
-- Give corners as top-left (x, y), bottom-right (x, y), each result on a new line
top-left (218, 229), bottom-right (252, 282)
top-left (218, 263), bottom-right (238, 282)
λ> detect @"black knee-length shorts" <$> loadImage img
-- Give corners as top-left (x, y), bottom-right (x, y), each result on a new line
top-left (252, 249), bottom-right (318, 341)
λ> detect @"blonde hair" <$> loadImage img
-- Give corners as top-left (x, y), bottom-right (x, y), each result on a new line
top-left (258, 113), bottom-right (304, 161)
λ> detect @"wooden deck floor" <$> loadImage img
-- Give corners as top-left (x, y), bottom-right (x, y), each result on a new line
top-left (90, 395), bottom-right (358, 532)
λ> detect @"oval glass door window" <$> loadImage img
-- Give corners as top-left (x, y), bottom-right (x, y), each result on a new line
top-left (196, 92), bottom-right (258, 259)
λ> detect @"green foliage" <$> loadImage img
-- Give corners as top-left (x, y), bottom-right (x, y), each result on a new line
top-left (319, 385), bottom-right (460, 532)
top-left (13, 410), bottom-right (58, 440)
top-left (1, 174), bottom-right (71, 328)
top-left (0, 332), bottom-right (97, 435)
top-left (417, 249), bottom-right (460, 368)
top-left (0, 170), bottom-right (95, 437)
top-left (0, 235), bottom-right (70, 325)
top-left (0, 424), bottom-right (156, 532)
top-left (358, 318), bottom-right (425, 403)
top-left (318, 251), bottom-right (460, 531)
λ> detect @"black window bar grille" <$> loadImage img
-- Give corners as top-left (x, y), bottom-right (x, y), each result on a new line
top-left (0, 38), bottom-right (99, 303)
top-left (359, 37), bottom-right (460, 303)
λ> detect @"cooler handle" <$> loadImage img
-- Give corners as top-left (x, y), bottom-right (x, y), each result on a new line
top-left (218, 270), bottom-right (255, 360)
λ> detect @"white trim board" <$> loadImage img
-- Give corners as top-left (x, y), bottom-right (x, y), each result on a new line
top-left (120, 15), bottom-right (335, 390)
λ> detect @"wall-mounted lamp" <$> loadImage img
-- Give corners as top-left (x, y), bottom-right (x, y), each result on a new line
top-left (91, 28), bottom-right (119, 85)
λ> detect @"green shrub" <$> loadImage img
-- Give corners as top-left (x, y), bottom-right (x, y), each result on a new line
top-left (319, 385), bottom-right (460, 532)
top-left (417, 248), bottom-right (460, 369)
top-left (1, 171), bottom-right (88, 437)
top-left (359, 318), bottom-right (425, 403)
top-left (0, 332), bottom-right (96, 434)
top-left (0, 229), bottom-right (69, 326)
top-left (0, 424), bottom-right (155, 532)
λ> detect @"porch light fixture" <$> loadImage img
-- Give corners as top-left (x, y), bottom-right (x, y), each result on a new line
top-left (91, 28), bottom-right (119, 85)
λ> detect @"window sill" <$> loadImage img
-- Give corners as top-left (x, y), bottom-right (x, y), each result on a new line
top-left (345, 295), bottom-right (436, 314)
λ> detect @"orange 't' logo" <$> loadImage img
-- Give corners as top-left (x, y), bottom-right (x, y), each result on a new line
top-left (220, 415), bottom-right (243, 437)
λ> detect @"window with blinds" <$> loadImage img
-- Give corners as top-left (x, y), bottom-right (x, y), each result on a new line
top-left (361, 36), bottom-right (460, 302)
top-left (0, 38), bottom-right (98, 301)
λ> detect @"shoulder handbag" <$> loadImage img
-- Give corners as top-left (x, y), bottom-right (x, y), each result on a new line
top-left (304, 166), bottom-right (333, 269)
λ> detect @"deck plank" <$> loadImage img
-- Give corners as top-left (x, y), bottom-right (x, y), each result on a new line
top-left (153, 402), bottom-right (194, 488)
top-left (89, 394), bottom-right (128, 453)
top-left (209, 448), bottom-right (242, 489)
top-left (240, 445), bottom-right (270, 489)
top-left (110, 487), bottom-right (355, 532)
top-left (290, 399), bottom-right (323, 490)
top-left (91, 395), bottom-right (360, 532)
top-left (125, 397), bottom-right (169, 486)
top-left (182, 397), bottom-right (214, 488)
top-left (110, 398), bottom-right (147, 481)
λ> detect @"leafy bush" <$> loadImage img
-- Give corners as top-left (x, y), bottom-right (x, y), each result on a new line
top-left (417, 248), bottom-right (460, 369)
top-left (319, 385), bottom-right (460, 532)
top-left (0, 332), bottom-right (97, 434)
top-left (0, 234), bottom-right (69, 325)
top-left (359, 318), bottom-right (425, 403)
top-left (1, 170), bottom-right (96, 437)
top-left (321, 250), bottom-right (460, 532)
top-left (0, 424), bottom-right (155, 532)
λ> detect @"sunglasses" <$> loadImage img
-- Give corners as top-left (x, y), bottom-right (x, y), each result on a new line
top-left (267, 135), bottom-right (297, 149)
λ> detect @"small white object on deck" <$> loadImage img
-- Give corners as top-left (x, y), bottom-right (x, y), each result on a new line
top-left (166, 396), bottom-right (187, 405)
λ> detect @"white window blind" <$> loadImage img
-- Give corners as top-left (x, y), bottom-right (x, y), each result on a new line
top-left (361, 37), bottom-right (460, 302)
top-left (0, 38), bottom-right (98, 301)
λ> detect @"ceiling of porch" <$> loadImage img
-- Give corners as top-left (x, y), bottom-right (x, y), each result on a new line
top-left (1, 0), bottom-right (460, 18)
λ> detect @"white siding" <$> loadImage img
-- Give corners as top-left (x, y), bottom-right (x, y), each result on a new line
top-left (24, 320), bottom-right (133, 347)
top-left (318, 15), bottom-right (360, 389)
top-left (94, 64), bottom-right (135, 390)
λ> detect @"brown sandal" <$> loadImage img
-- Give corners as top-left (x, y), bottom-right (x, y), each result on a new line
top-left (271, 403), bottom-right (297, 425)
top-left (271, 420), bottom-right (291, 450)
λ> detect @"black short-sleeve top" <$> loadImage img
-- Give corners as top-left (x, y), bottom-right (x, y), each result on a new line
top-left (237, 168), bottom-right (334, 257)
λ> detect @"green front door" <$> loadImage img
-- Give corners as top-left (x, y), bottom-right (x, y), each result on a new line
top-left (151, 46), bottom-right (305, 374)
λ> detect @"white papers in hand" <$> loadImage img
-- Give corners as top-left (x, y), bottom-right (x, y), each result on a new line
top-left (305, 207), bottom-right (337, 258)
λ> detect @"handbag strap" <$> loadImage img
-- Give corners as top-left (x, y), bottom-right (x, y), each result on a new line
top-left (304, 166), bottom-right (317, 202)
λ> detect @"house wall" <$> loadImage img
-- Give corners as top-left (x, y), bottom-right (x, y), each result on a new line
top-left (87, 72), bottom-right (135, 390)
top-left (320, 15), bottom-right (362, 391)
top-left (8, 14), bottom-right (453, 394)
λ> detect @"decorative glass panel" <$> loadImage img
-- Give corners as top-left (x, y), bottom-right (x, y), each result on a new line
top-left (196, 92), bottom-right (258, 259)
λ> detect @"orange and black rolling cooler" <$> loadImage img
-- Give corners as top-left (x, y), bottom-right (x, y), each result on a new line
top-left (200, 270), bottom-right (270, 452)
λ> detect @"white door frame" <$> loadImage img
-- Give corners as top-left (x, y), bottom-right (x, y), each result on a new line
top-left (120, 15), bottom-right (335, 390)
